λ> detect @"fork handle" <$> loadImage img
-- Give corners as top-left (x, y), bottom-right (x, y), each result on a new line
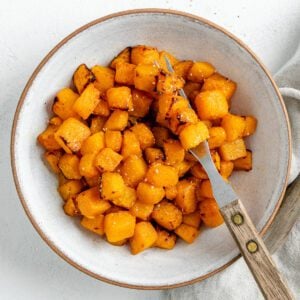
top-left (220, 199), bottom-right (294, 300)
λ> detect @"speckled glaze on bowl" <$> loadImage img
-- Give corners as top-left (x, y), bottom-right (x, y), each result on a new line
top-left (11, 9), bottom-right (291, 289)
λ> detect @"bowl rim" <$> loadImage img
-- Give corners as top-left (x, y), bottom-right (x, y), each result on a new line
top-left (10, 8), bottom-right (292, 290)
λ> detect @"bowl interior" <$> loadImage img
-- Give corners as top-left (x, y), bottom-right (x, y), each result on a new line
top-left (13, 11), bottom-right (290, 288)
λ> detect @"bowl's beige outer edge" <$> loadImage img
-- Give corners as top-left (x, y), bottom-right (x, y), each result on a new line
top-left (10, 8), bottom-right (292, 290)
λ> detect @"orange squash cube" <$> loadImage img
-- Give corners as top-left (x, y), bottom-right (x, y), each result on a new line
top-left (165, 185), bottom-right (177, 200)
top-left (77, 187), bottom-right (111, 218)
top-left (219, 138), bottom-right (247, 161)
top-left (79, 154), bottom-right (99, 178)
top-left (146, 163), bottom-right (178, 187)
top-left (115, 62), bottom-right (136, 85)
top-left (130, 89), bottom-right (153, 118)
top-left (111, 186), bottom-right (136, 209)
top-left (91, 65), bottom-right (115, 93)
top-left (106, 86), bottom-right (133, 110)
top-left (183, 211), bottom-right (202, 228)
top-left (144, 147), bottom-right (164, 164)
top-left (163, 139), bottom-right (185, 165)
top-left (93, 98), bottom-right (110, 117)
top-left (52, 88), bottom-right (79, 120)
top-left (154, 228), bottom-right (177, 250)
top-left (156, 73), bottom-right (185, 94)
top-left (95, 148), bottom-right (123, 172)
top-left (121, 155), bottom-right (147, 187)
top-left (174, 60), bottom-right (193, 80)
top-left (81, 215), bottom-right (105, 235)
top-left (152, 201), bottom-right (182, 230)
top-left (134, 64), bottom-right (159, 92)
top-left (208, 127), bottom-right (227, 149)
top-left (129, 201), bottom-right (154, 221)
top-left (38, 124), bottom-right (61, 151)
top-left (110, 47), bottom-right (131, 69)
top-left (243, 116), bottom-right (257, 137)
top-left (195, 90), bottom-right (228, 120)
top-left (199, 198), bottom-right (224, 227)
top-left (103, 110), bottom-right (128, 131)
top-left (233, 150), bottom-right (252, 171)
top-left (175, 180), bottom-right (197, 214)
top-left (121, 130), bottom-right (142, 158)
top-left (58, 180), bottom-right (84, 201)
top-left (58, 154), bottom-right (81, 179)
top-left (191, 163), bottom-right (208, 179)
top-left (179, 121), bottom-right (209, 150)
top-left (104, 130), bottom-right (122, 152)
top-left (104, 211), bottom-right (136, 242)
top-left (54, 118), bottom-right (91, 153)
top-left (199, 180), bottom-right (214, 198)
top-left (63, 196), bottom-right (80, 217)
top-left (131, 45), bottom-right (159, 65)
top-left (90, 116), bottom-right (107, 134)
top-left (187, 62), bottom-right (215, 82)
top-left (44, 150), bottom-right (62, 174)
top-left (73, 64), bottom-right (95, 94)
top-left (174, 160), bottom-right (195, 178)
top-left (152, 126), bottom-right (170, 148)
top-left (175, 224), bottom-right (199, 243)
top-left (80, 132), bottom-right (105, 155)
top-left (221, 114), bottom-right (246, 142)
top-left (84, 175), bottom-right (100, 187)
top-left (73, 83), bottom-right (100, 120)
top-left (220, 161), bottom-right (234, 178)
top-left (159, 50), bottom-right (178, 73)
top-left (130, 222), bottom-right (158, 254)
top-left (136, 182), bottom-right (165, 205)
top-left (183, 81), bottom-right (202, 101)
top-left (101, 172), bottom-right (125, 200)
top-left (130, 123), bottom-right (155, 150)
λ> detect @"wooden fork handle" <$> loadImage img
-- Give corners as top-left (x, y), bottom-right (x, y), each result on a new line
top-left (220, 199), bottom-right (294, 300)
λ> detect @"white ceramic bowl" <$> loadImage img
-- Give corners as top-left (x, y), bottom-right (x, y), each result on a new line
top-left (11, 9), bottom-right (291, 289)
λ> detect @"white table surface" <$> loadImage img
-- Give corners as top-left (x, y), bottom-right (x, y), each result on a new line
top-left (1, 0), bottom-right (299, 299)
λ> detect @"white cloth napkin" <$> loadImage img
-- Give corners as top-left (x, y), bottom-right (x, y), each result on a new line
top-left (167, 44), bottom-right (300, 299)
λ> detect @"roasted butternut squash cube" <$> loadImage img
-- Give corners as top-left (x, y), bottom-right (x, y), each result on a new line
top-left (95, 148), bottom-right (123, 172)
top-left (134, 64), bottom-right (159, 92)
top-left (77, 187), bottom-right (111, 218)
top-left (221, 114), bottom-right (246, 142)
top-left (144, 147), bottom-right (164, 164)
top-left (195, 90), bottom-right (228, 120)
top-left (187, 62), bottom-right (215, 82)
top-left (130, 123), bottom-right (155, 150)
top-left (183, 81), bottom-right (202, 101)
top-left (73, 83), bottom-right (100, 120)
top-left (219, 139), bottom-right (247, 161)
top-left (233, 150), bottom-right (252, 171)
top-left (163, 139), bottom-right (185, 165)
top-left (174, 160), bottom-right (195, 177)
top-left (169, 107), bottom-right (199, 134)
top-left (58, 154), bottom-right (81, 179)
top-left (159, 50), bottom-right (178, 73)
top-left (58, 180), bottom-right (84, 201)
top-left (79, 154), bottom-right (99, 178)
top-left (199, 198), bottom-right (224, 227)
top-left (130, 89), bottom-right (153, 118)
top-left (104, 211), bottom-right (136, 242)
top-left (146, 163), bottom-right (178, 187)
top-left (199, 180), bottom-right (214, 198)
top-left (44, 150), bottom-right (62, 174)
top-left (91, 65), bottom-right (115, 93)
top-left (115, 62), bottom-right (136, 85)
top-left (110, 47), bottom-right (131, 69)
top-left (129, 201), bottom-right (154, 220)
top-left (131, 45), bottom-right (159, 65)
top-left (156, 73), bottom-right (185, 94)
top-left (38, 124), bottom-right (61, 151)
top-left (63, 196), bottom-right (80, 217)
top-left (54, 118), bottom-right (91, 153)
top-left (156, 94), bottom-right (175, 126)
top-left (175, 224), bottom-right (199, 243)
top-left (208, 127), bottom-right (227, 149)
top-left (106, 86), bottom-right (133, 111)
top-left (93, 98), bottom-right (110, 117)
top-left (73, 64), bottom-right (95, 94)
top-left (136, 182), bottom-right (165, 205)
top-left (52, 88), bottom-right (79, 120)
top-left (183, 211), bottom-right (202, 228)
top-left (109, 239), bottom-right (128, 246)
top-left (104, 130), bottom-right (122, 152)
top-left (152, 201), bottom-right (182, 230)
top-left (90, 116), bottom-right (107, 134)
top-left (202, 73), bottom-right (237, 101)
top-left (81, 215), bottom-right (104, 235)
top-left (174, 60), bottom-right (193, 80)
top-left (111, 186), bottom-right (136, 209)
top-left (84, 175), bottom-right (100, 187)
top-left (243, 116), bottom-right (257, 137)
top-left (80, 132), bottom-right (105, 155)
top-left (175, 180), bottom-right (197, 214)
top-left (49, 116), bottom-right (63, 126)
top-left (101, 172), bottom-right (125, 200)
top-left (191, 163), bottom-right (208, 179)
top-left (121, 155), bottom-right (147, 187)
top-left (179, 121), bottom-right (209, 150)
top-left (121, 130), bottom-right (142, 159)
top-left (104, 110), bottom-right (128, 131)
top-left (130, 222), bottom-right (158, 254)
top-left (165, 185), bottom-right (177, 200)
top-left (152, 126), bottom-right (170, 148)
top-left (154, 228), bottom-right (177, 250)
top-left (220, 161), bottom-right (234, 178)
